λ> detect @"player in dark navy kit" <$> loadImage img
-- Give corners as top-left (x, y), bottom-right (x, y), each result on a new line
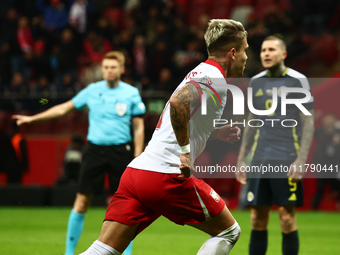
top-left (13, 51), bottom-right (145, 255)
top-left (236, 36), bottom-right (315, 255)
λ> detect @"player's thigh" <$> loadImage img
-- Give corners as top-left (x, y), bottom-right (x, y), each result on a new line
top-left (154, 176), bottom-right (230, 236)
top-left (187, 206), bottom-right (236, 236)
top-left (105, 168), bottom-right (161, 238)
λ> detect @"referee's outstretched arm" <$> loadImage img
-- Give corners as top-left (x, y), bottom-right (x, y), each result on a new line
top-left (12, 100), bottom-right (76, 126)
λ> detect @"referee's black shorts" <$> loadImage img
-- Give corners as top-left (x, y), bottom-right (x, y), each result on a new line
top-left (246, 160), bottom-right (304, 207)
top-left (78, 142), bottom-right (134, 195)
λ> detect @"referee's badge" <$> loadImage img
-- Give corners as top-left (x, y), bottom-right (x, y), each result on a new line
top-left (247, 191), bottom-right (254, 202)
top-left (116, 103), bottom-right (127, 116)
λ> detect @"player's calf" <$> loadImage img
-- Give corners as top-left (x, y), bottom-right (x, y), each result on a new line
top-left (197, 222), bottom-right (241, 255)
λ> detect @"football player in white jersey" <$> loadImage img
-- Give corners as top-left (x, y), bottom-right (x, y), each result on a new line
top-left (80, 19), bottom-right (248, 255)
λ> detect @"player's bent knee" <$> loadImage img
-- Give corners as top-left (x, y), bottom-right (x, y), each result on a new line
top-left (279, 214), bottom-right (295, 228)
top-left (217, 222), bottom-right (241, 246)
top-left (197, 223), bottom-right (241, 255)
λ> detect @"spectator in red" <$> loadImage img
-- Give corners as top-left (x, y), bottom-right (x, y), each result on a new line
top-left (17, 16), bottom-right (34, 53)
top-left (83, 31), bottom-right (113, 63)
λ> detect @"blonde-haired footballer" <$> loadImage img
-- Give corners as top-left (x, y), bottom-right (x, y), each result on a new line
top-left (80, 19), bottom-right (248, 255)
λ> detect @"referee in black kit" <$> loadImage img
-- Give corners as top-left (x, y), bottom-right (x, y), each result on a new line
top-left (236, 36), bottom-right (315, 255)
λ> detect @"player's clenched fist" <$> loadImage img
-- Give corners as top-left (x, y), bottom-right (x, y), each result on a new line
top-left (179, 152), bottom-right (194, 178)
top-left (216, 124), bottom-right (241, 143)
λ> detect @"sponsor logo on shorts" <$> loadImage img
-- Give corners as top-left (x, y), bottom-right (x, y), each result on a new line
top-left (209, 188), bottom-right (220, 203)
top-left (247, 191), bottom-right (254, 202)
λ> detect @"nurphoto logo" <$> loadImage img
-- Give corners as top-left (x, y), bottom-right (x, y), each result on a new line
top-left (190, 78), bottom-right (313, 128)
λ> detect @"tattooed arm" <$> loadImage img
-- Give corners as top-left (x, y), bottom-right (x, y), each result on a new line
top-left (169, 82), bottom-right (200, 146)
top-left (288, 109), bottom-right (315, 182)
top-left (236, 112), bottom-right (257, 185)
top-left (169, 82), bottom-right (200, 177)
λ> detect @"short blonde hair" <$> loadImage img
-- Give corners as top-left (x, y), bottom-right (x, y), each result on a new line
top-left (204, 19), bottom-right (247, 57)
top-left (103, 51), bottom-right (125, 66)
top-left (263, 35), bottom-right (287, 51)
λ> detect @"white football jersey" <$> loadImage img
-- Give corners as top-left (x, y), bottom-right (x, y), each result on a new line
top-left (129, 60), bottom-right (228, 173)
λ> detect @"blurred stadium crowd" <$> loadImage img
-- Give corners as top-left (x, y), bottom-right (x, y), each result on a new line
top-left (0, 0), bottom-right (340, 131)
top-left (1, 0), bottom-right (340, 101)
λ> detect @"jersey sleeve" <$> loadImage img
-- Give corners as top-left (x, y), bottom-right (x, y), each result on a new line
top-left (72, 86), bottom-right (90, 111)
top-left (131, 90), bottom-right (146, 116)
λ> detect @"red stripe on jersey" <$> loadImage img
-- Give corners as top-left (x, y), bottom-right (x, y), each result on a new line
top-left (204, 59), bottom-right (225, 78)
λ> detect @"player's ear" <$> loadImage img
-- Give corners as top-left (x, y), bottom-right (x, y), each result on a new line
top-left (229, 48), bottom-right (236, 60)
top-left (282, 50), bottom-right (287, 60)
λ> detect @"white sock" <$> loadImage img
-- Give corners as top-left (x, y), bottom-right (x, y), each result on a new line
top-left (197, 222), bottom-right (241, 255)
top-left (79, 240), bottom-right (121, 255)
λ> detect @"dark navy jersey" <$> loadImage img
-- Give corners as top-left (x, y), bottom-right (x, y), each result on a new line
top-left (250, 67), bottom-right (314, 162)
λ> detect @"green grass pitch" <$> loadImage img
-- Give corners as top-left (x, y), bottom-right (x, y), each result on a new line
top-left (0, 207), bottom-right (339, 254)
